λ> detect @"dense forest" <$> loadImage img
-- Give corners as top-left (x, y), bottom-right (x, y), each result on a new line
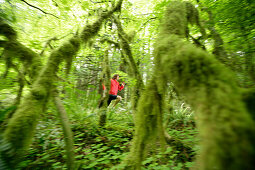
top-left (0, 0), bottom-right (255, 169)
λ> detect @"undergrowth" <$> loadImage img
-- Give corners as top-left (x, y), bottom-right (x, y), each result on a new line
top-left (9, 100), bottom-right (198, 169)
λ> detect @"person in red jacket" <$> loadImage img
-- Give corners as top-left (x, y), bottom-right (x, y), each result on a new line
top-left (107, 74), bottom-right (125, 107)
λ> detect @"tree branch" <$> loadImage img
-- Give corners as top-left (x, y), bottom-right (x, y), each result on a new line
top-left (138, 17), bottom-right (157, 32)
top-left (90, 0), bottom-right (112, 3)
top-left (21, 0), bottom-right (59, 19)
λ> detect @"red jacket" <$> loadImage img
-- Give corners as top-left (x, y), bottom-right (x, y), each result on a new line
top-left (109, 79), bottom-right (124, 95)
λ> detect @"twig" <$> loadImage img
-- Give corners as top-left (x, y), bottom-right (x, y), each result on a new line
top-left (40, 33), bottom-right (75, 55)
top-left (21, 0), bottom-right (59, 19)
top-left (90, 0), bottom-right (112, 4)
top-left (138, 17), bottom-right (157, 32)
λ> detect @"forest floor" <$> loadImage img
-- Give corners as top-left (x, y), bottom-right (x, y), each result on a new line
top-left (17, 103), bottom-right (198, 170)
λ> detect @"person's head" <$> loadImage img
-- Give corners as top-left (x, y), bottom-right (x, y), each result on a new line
top-left (112, 74), bottom-right (119, 80)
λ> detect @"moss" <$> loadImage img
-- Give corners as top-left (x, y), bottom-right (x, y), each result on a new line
top-left (160, 37), bottom-right (255, 170)
top-left (1, 0), bottom-right (122, 164)
top-left (3, 40), bottom-right (42, 81)
top-left (80, 0), bottom-right (123, 42)
top-left (241, 88), bottom-right (255, 120)
top-left (154, 2), bottom-right (255, 168)
top-left (3, 94), bottom-right (42, 158)
top-left (113, 15), bottom-right (144, 111)
top-left (2, 37), bottom-right (81, 164)
top-left (161, 1), bottom-right (187, 37)
top-left (99, 49), bottom-right (111, 126)
top-left (123, 79), bottom-right (166, 169)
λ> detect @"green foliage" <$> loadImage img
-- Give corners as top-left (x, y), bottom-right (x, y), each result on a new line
top-left (15, 102), bottom-right (197, 169)
top-left (114, 70), bottom-right (137, 87)
top-left (1, 0), bottom-right (255, 169)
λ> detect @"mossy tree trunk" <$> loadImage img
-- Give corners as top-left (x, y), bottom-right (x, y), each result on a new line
top-left (156, 34), bottom-right (255, 170)
top-left (155, 1), bottom-right (255, 170)
top-left (122, 78), bottom-right (166, 169)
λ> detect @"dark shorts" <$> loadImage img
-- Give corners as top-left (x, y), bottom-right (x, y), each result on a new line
top-left (107, 94), bottom-right (117, 105)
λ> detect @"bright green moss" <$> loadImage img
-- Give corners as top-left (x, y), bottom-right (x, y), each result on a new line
top-left (123, 79), bottom-right (166, 169)
top-left (161, 1), bottom-right (187, 37)
top-left (3, 94), bottom-right (42, 157)
top-left (80, 0), bottom-right (123, 42)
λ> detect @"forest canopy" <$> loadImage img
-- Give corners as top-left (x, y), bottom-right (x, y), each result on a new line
top-left (0, 0), bottom-right (255, 169)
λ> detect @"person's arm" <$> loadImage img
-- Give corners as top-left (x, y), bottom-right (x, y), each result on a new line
top-left (118, 82), bottom-right (125, 91)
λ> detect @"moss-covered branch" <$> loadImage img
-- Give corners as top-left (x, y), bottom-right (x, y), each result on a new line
top-left (197, 2), bottom-right (229, 66)
top-left (157, 34), bottom-right (255, 170)
top-left (52, 88), bottom-right (75, 170)
top-left (2, 37), bottom-right (80, 166)
top-left (112, 15), bottom-right (144, 110)
top-left (2, 40), bottom-right (42, 81)
top-left (81, 0), bottom-right (123, 42)
top-left (0, 19), bottom-right (42, 81)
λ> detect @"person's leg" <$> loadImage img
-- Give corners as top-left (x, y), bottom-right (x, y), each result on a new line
top-left (108, 95), bottom-right (117, 106)
top-left (107, 97), bottom-right (112, 106)
top-left (112, 95), bottom-right (122, 107)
